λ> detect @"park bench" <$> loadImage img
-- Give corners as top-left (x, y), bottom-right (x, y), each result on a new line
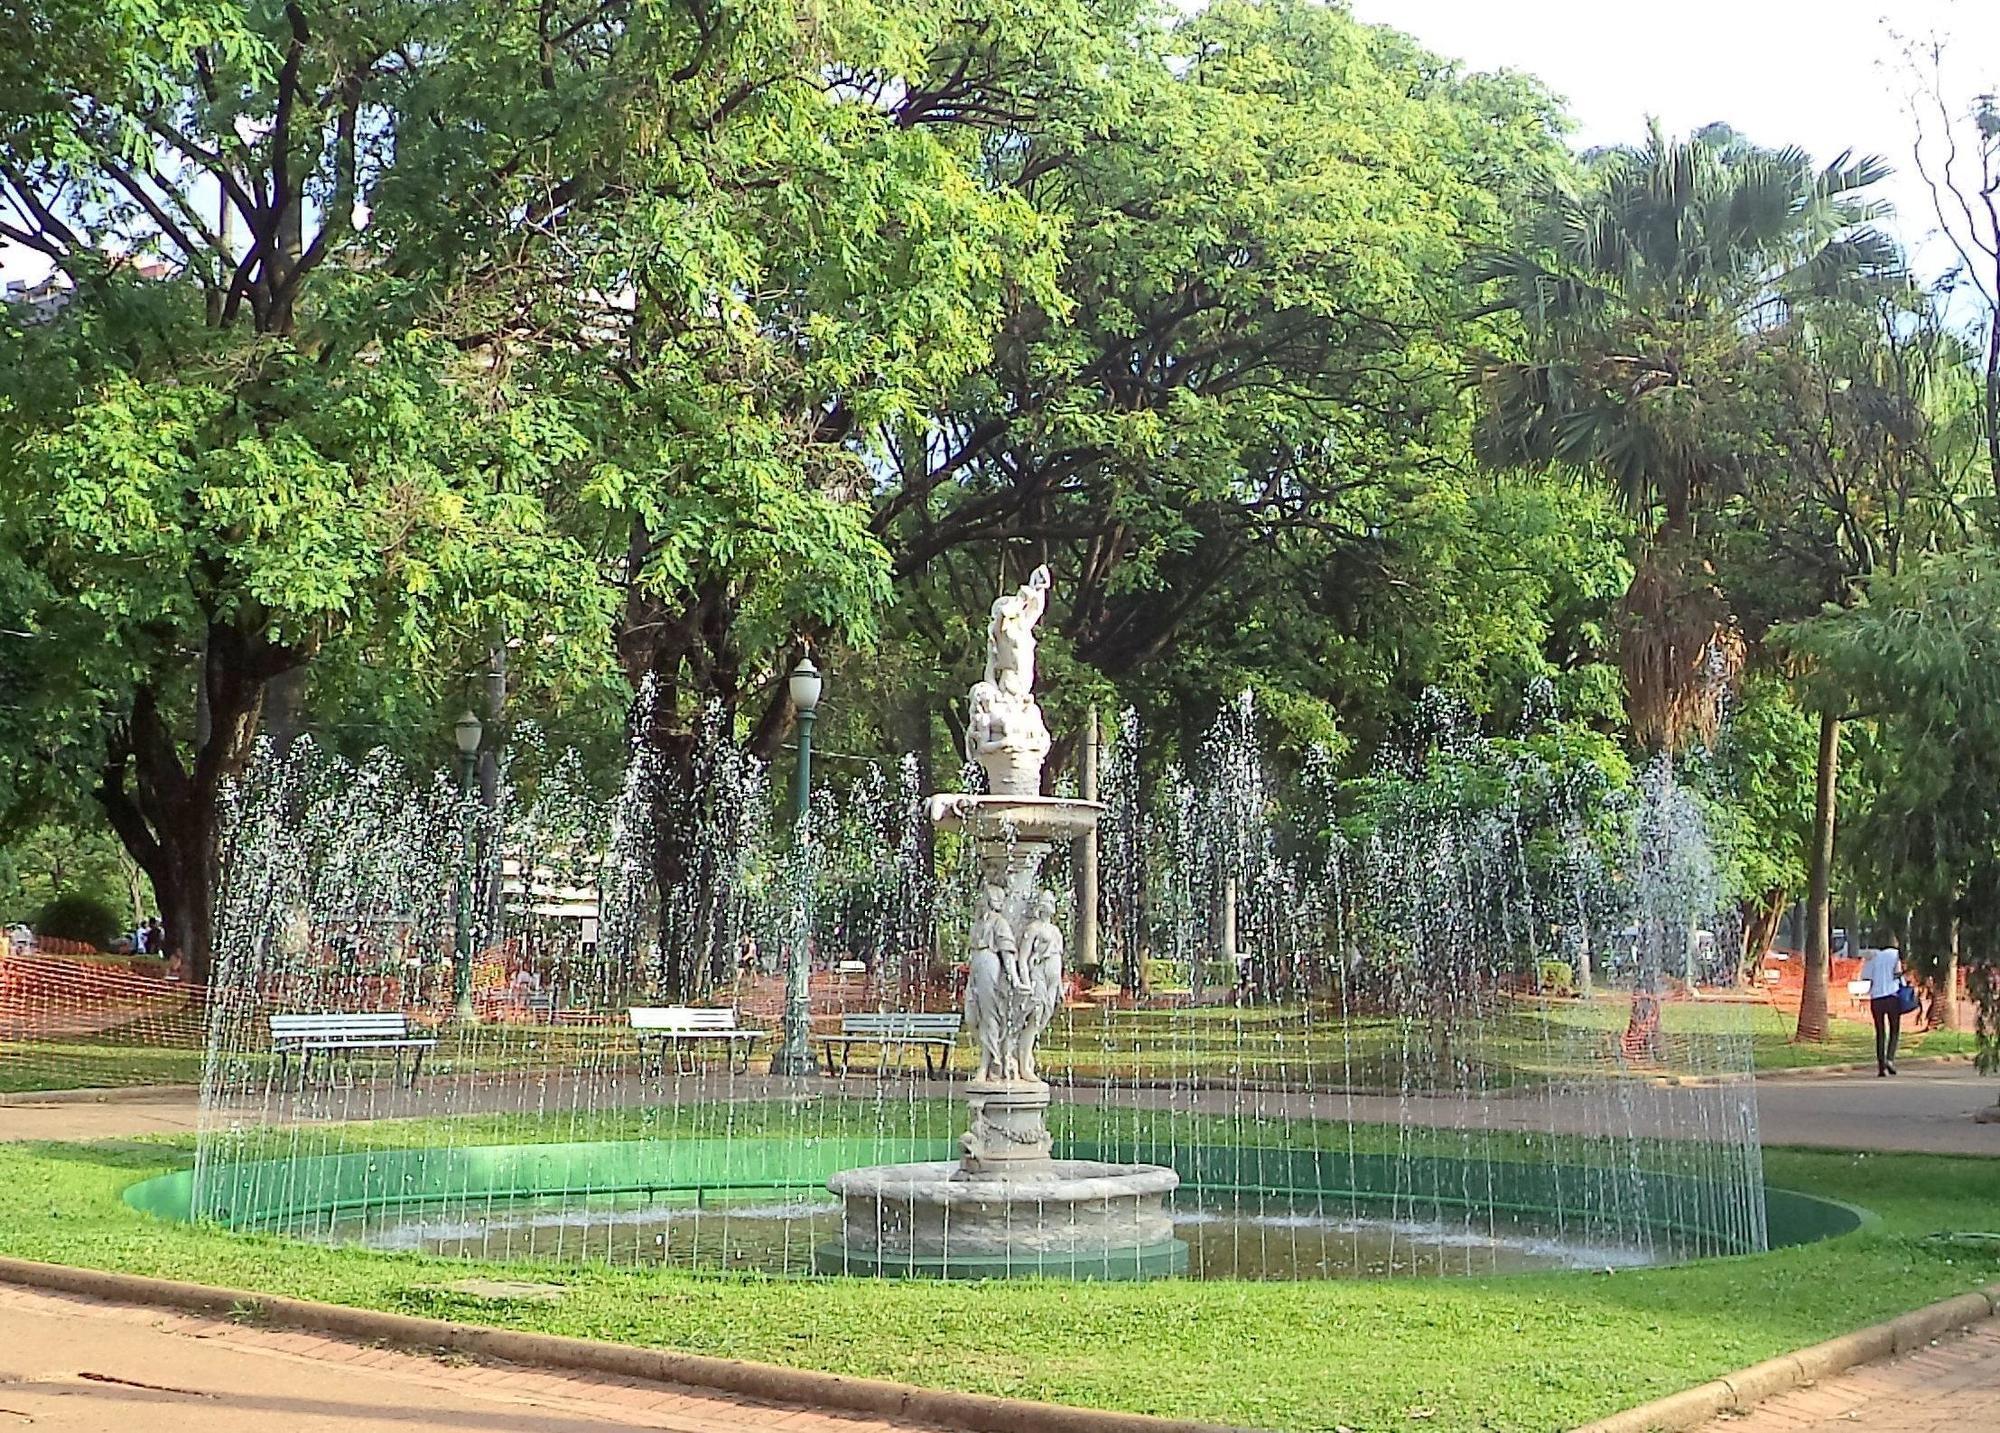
top-left (817, 1011), bottom-right (963, 1077)
top-left (269, 1012), bottom-right (435, 1087)
top-left (628, 1006), bottom-right (768, 1075)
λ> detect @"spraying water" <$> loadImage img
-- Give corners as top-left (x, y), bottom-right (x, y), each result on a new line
top-left (190, 684), bottom-right (1764, 1278)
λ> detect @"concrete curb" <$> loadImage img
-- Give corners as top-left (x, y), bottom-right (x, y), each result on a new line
top-left (1756, 1053), bottom-right (1973, 1082)
top-left (0, 1256), bottom-right (1251, 1433)
top-left (1572, 1282), bottom-right (2000, 1432)
top-left (0, 1084), bottom-right (201, 1106)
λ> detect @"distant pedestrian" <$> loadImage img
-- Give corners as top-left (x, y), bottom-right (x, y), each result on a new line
top-left (144, 917), bottom-right (164, 955)
top-left (1862, 944), bottom-right (1905, 1077)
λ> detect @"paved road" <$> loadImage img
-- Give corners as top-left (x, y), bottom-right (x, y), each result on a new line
top-left (0, 1282), bottom-right (920, 1433)
top-left (1690, 1319), bottom-right (2000, 1433)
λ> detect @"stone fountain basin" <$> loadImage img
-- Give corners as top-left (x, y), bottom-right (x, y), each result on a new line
top-left (925, 794), bottom-right (1105, 843)
top-left (824, 1158), bottom-right (1181, 1271)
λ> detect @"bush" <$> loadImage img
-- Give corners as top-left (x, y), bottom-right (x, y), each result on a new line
top-left (1537, 958), bottom-right (1577, 996)
top-left (35, 893), bottom-right (125, 951)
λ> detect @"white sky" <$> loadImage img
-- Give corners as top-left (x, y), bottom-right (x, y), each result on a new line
top-left (6, 1), bottom-right (1998, 287)
top-left (1350, 0), bottom-right (2000, 281)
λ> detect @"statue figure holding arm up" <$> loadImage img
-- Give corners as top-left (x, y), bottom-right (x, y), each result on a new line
top-left (985, 565), bottom-right (1051, 700)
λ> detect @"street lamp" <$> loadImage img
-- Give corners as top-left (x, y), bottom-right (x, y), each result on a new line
top-left (452, 709), bottom-right (482, 1024)
top-left (770, 658), bottom-right (822, 1075)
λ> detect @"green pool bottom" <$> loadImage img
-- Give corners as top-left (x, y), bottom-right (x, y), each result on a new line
top-left (124, 1136), bottom-right (1863, 1281)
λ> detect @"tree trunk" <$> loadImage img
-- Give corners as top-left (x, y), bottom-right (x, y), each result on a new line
top-left (616, 517), bottom-right (756, 1005)
top-left (1738, 886), bottom-right (1786, 986)
top-left (1795, 711), bottom-right (1840, 1042)
top-left (262, 665), bottom-right (307, 756)
top-left (1074, 705), bottom-right (1099, 976)
top-left (94, 619), bottom-right (306, 988)
top-left (1937, 912), bottom-right (1963, 1031)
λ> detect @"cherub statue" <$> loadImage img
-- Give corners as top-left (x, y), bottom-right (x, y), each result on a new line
top-left (984, 565), bottom-right (1051, 700)
top-left (1011, 889), bottom-right (1065, 1083)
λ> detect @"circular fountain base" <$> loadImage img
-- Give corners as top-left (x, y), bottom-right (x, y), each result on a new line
top-left (817, 1158), bottom-right (1187, 1279)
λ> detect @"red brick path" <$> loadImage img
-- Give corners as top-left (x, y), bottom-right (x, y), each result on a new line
top-left (1691, 1321), bottom-right (2000, 1433)
top-left (0, 1283), bottom-right (931, 1433)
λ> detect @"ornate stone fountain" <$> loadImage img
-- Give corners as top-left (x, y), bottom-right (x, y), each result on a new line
top-left (817, 568), bottom-right (1186, 1278)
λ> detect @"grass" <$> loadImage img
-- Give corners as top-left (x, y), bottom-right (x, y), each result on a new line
top-left (0, 1115), bottom-right (1994, 1431)
top-left (2, 998), bottom-right (1977, 1096)
top-left (0, 1041), bottom-right (207, 1093)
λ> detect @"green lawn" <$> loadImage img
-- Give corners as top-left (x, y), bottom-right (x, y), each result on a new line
top-left (0, 1041), bottom-right (207, 1094)
top-left (0, 1119), bottom-right (1993, 1431)
top-left (2, 998), bottom-right (1977, 1096)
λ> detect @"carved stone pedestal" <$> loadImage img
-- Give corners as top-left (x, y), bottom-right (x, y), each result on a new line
top-left (959, 1079), bottom-right (1054, 1172)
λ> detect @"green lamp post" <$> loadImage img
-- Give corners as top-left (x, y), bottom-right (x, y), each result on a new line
top-left (452, 708), bottom-right (482, 1024)
top-left (770, 657), bottom-right (822, 1076)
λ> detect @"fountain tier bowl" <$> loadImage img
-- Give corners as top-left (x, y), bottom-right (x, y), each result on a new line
top-left (817, 1158), bottom-right (1187, 1279)
top-left (925, 794), bottom-right (1106, 844)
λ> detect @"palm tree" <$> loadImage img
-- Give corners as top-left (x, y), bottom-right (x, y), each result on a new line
top-left (1467, 123), bottom-right (1899, 1033)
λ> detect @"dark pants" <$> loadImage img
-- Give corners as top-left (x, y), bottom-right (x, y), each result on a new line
top-left (1870, 995), bottom-right (1903, 1073)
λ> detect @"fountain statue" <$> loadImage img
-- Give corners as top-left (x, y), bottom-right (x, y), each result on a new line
top-left (819, 566), bottom-right (1186, 1278)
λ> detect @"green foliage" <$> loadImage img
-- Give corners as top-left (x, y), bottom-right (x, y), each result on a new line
top-left (1689, 677), bottom-right (1816, 902)
top-left (1537, 958), bottom-right (1576, 995)
top-left (33, 891), bottom-right (124, 948)
top-left (0, 821), bottom-right (141, 928)
top-left (877, 0), bottom-right (1576, 753)
top-left (1468, 123), bottom-right (1903, 751)
top-left (1785, 550), bottom-right (2000, 1066)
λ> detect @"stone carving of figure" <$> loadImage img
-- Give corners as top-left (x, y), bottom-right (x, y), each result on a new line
top-left (967, 681), bottom-right (1051, 799)
top-left (984, 565), bottom-right (1051, 700)
top-left (1011, 890), bottom-right (1064, 1084)
top-left (964, 883), bottom-right (1016, 1082)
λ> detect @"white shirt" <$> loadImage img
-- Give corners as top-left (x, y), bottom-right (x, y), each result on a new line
top-left (1861, 948), bottom-right (1902, 999)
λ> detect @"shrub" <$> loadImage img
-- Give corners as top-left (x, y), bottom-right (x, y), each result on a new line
top-left (35, 893), bottom-right (125, 951)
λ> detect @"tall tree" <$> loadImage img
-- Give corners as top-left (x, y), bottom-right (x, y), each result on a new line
top-left (1, 0), bottom-right (909, 979)
top-left (1903, 45), bottom-right (2000, 505)
top-left (431, 0), bottom-right (1085, 995)
top-left (876, 0), bottom-right (1567, 751)
top-left (1786, 551), bottom-right (2000, 1082)
top-left (1467, 123), bottom-right (1901, 1035)
top-left (1729, 296), bottom-right (1979, 1034)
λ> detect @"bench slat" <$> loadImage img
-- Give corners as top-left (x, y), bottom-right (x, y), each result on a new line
top-left (270, 1012), bottom-right (413, 1045)
top-left (628, 1006), bottom-right (753, 1032)
top-left (834, 1014), bottom-right (961, 1040)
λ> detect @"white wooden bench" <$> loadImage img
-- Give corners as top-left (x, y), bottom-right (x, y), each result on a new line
top-left (817, 1012), bottom-right (962, 1077)
top-left (629, 1006), bottom-right (768, 1075)
top-left (270, 1012), bottom-right (436, 1087)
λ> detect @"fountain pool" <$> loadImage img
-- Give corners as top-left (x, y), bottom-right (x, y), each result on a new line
top-left (131, 1130), bottom-right (1862, 1279)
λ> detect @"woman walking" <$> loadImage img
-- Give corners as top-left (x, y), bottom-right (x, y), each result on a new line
top-left (1861, 944), bottom-right (1905, 1077)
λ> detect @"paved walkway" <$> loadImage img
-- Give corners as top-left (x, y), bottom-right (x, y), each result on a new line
top-left (2, 1063), bottom-right (1994, 1154)
top-left (1691, 1319), bottom-right (2000, 1432)
top-left (0, 1282), bottom-right (920, 1433)
top-left (1750, 1063), bottom-right (2000, 1155)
